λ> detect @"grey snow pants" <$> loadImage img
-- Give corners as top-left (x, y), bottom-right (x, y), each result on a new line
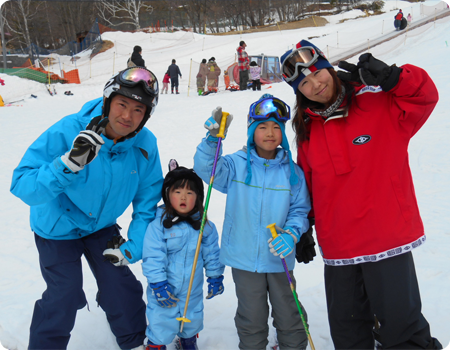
top-left (232, 268), bottom-right (308, 350)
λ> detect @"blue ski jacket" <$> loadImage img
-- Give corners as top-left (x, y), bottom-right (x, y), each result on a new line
top-left (194, 138), bottom-right (311, 273)
top-left (10, 97), bottom-right (163, 263)
top-left (142, 207), bottom-right (224, 344)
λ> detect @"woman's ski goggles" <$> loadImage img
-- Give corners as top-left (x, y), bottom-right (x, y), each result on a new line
top-left (281, 46), bottom-right (322, 83)
top-left (118, 67), bottom-right (158, 96)
top-left (248, 97), bottom-right (291, 127)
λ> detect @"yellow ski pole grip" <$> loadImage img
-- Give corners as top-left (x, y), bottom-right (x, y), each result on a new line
top-left (216, 112), bottom-right (229, 139)
top-left (266, 223), bottom-right (278, 239)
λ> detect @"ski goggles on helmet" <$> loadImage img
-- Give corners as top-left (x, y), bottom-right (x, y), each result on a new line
top-left (281, 46), bottom-right (322, 83)
top-left (118, 67), bottom-right (158, 96)
top-left (248, 97), bottom-right (290, 127)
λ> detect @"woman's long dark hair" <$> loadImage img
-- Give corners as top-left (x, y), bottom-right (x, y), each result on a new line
top-left (291, 68), bottom-right (357, 144)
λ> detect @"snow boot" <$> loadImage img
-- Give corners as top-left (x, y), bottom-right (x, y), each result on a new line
top-left (176, 335), bottom-right (198, 350)
top-left (176, 89), bottom-right (180, 94)
top-left (146, 340), bottom-right (167, 350)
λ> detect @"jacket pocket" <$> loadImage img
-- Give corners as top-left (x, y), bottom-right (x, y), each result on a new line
top-left (390, 175), bottom-right (413, 222)
top-left (163, 228), bottom-right (185, 253)
top-left (222, 216), bottom-right (233, 246)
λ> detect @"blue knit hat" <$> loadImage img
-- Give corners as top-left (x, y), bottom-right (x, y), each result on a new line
top-left (280, 39), bottom-right (333, 94)
top-left (245, 94), bottom-right (299, 186)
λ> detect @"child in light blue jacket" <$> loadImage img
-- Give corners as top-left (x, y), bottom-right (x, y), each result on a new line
top-left (142, 160), bottom-right (225, 350)
top-left (194, 95), bottom-right (311, 350)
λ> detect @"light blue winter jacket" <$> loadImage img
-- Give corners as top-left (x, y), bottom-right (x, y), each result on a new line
top-left (194, 138), bottom-right (311, 273)
top-left (10, 97), bottom-right (163, 263)
top-left (142, 207), bottom-right (224, 292)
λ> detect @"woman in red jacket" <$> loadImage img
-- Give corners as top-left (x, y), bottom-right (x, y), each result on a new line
top-left (280, 40), bottom-right (442, 349)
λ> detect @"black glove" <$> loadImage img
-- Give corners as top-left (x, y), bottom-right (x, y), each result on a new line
top-left (337, 53), bottom-right (402, 92)
top-left (295, 219), bottom-right (317, 264)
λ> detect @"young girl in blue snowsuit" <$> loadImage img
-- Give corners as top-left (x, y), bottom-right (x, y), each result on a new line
top-left (194, 95), bottom-right (312, 350)
top-left (142, 161), bottom-right (225, 350)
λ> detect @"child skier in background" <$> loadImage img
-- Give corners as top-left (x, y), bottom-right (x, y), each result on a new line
top-left (194, 95), bottom-right (311, 350)
top-left (162, 72), bottom-right (170, 94)
top-left (249, 61), bottom-right (261, 91)
top-left (142, 160), bottom-right (225, 350)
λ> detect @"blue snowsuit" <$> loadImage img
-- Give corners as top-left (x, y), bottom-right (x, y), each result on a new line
top-left (194, 139), bottom-right (311, 272)
top-left (10, 97), bottom-right (164, 349)
top-left (194, 137), bottom-right (311, 349)
top-left (142, 207), bottom-right (224, 345)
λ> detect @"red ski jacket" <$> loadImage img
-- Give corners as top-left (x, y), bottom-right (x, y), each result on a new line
top-left (296, 65), bottom-right (438, 265)
top-left (395, 12), bottom-right (403, 20)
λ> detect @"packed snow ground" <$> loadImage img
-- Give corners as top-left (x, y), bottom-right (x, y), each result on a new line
top-left (1, 1), bottom-right (450, 349)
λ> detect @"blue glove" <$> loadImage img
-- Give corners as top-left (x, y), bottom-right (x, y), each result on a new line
top-left (206, 275), bottom-right (224, 299)
top-left (204, 106), bottom-right (233, 140)
top-left (150, 281), bottom-right (180, 308)
top-left (268, 227), bottom-right (299, 259)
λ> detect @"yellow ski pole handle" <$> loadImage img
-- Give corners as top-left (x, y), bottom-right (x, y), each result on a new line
top-left (267, 223), bottom-right (278, 239)
top-left (216, 112), bottom-right (229, 139)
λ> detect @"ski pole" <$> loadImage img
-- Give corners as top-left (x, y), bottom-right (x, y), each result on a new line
top-left (176, 112), bottom-right (230, 332)
top-left (267, 223), bottom-right (316, 350)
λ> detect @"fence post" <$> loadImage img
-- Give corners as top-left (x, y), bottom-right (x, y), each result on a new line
top-left (381, 20), bottom-right (384, 35)
top-left (187, 58), bottom-right (192, 97)
top-left (113, 51), bottom-right (115, 75)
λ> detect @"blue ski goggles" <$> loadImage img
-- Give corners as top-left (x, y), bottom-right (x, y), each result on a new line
top-left (118, 67), bottom-right (158, 96)
top-left (248, 97), bottom-right (291, 128)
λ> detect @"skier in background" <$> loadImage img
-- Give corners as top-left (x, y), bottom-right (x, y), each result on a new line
top-left (206, 57), bottom-right (221, 93)
top-left (162, 71), bottom-right (170, 94)
top-left (168, 59), bottom-right (182, 94)
top-left (10, 67), bottom-right (163, 350)
top-left (142, 161), bottom-right (224, 350)
top-left (128, 45), bottom-right (146, 67)
top-left (249, 61), bottom-right (262, 91)
top-left (394, 9), bottom-right (403, 30)
top-left (196, 58), bottom-right (208, 95)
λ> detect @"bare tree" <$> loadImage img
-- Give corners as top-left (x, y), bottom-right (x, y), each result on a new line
top-left (4, 0), bottom-right (41, 58)
top-left (96, 0), bottom-right (153, 30)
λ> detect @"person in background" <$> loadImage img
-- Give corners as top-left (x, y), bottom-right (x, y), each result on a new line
top-left (168, 59), bottom-right (182, 94)
top-left (142, 160), bottom-right (224, 350)
top-left (162, 72), bottom-right (170, 94)
top-left (249, 61), bottom-right (261, 91)
top-left (128, 45), bottom-right (146, 67)
top-left (10, 66), bottom-right (164, 350)
top-left (237, 41), bottom-right (250, 91)
top-left (206, 57), bottom-right (221, 93)
top-left (194, 95), bottom-right (311, 350)
top-left (394, 9), bottom-right (403, 30)
top-left (196, 58), bottom-right (208, 95)
top-left (280, 39), bottom-right (442, 349)
top-left (407, 13), bottom-right (412, 24)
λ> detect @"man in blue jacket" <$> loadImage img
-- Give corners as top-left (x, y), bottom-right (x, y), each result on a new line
top-left (10, 67), bottom-right (164, 350)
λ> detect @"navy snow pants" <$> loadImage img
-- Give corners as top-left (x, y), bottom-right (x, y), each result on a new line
top-left (29, 225), bottom-right (146, 350)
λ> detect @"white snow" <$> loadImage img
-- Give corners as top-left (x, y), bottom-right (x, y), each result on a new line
top-left (1, 1), bottom-right (450, 349)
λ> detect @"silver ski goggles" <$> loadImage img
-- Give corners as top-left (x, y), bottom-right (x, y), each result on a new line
top-left (281, 46), bottom-right (321, 83)
top-left (118, 67), bottom-right (158, 96)
top-left (248, 97), bottom-right (291, 127)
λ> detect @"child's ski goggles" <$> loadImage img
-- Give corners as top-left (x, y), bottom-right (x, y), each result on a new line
top-left (248, 97), bottom-right (291, 127)
top-left (118, 67), bottom-right (158, 96)
top-left (281, 46), bottom-right (322, 83)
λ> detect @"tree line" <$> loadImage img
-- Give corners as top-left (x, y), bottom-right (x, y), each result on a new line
top-left (1, 0), bottom-right (377, 53)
